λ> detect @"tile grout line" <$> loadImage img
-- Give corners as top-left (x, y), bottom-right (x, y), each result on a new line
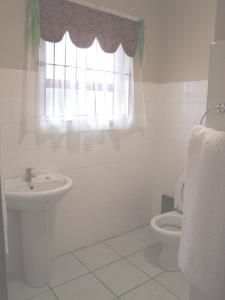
top-left (26, 289), bottom-right (52, 300)
top-left (71, 247), bottom-right (124, 272)
top-left (124, 255), bottom-right (164, 279)
top-left (102, 240), bottom-right (165, 282)
top-left (93, 242), bottom-right (181, 299)
top-left (50, 224), bottom-right (150, 261)
top-left (103, 239), bottom-right (150, 262)
top-left (73, 248), bottom-right (164, 299)
top-left (14, 226), bottom-right (162, 300)
top-left (72, 250), bottom-right (159, 300)
top-left (72, 251), bottom-right (118, 298)
top-left (101, 240), bottom-right (155, 279)
top-left (153, 277), bottom-right (182, 300)
top-left (124, 242), bottom-right (160, 259)
top-left (49, 271), bottom-right (92, 290)
top-left (76, 242), bottom-right (156, 299)
top-left (48, 284), bottom-right (61, 300)
top-left (119, 272), bottom-right (181, 300)
top-left (29, 242), bottom-right (154, 297)
top-left (117, 277), bottom-right (153, 298)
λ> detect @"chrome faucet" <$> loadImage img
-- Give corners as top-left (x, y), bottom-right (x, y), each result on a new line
top-left (24, 167), bottom-right (35, 183)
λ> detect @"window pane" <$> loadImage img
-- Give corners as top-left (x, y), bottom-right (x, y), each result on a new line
top-left (87, 40), bottom-right (97, 70)
top-left (54, 88), bottom-right (65, 117)
top-left (105, 73), bottom-right (114, 92)
top-left (65, 33), bottom-right (77, 67)
top-left (44, 34), bottom-right (132, 125)
top-left (96, 42), bottom-right (114, 71)
top-left (86, 90), bottom-right (95, 116)
top-left (77, 68), bottom-right (86, 116)
top-left (86, 70), bottom-right (95, 116)
top-left (54, 66), bottom-right (65, 117)
top-left (65, 67), bottom-right (76, 117)
top-left (55, 66), bottom-right (65, 88)
top-left (46, 42), bottom-right (54, 64)
top-left (77, 47), bottom-right (86, 68)
top-left (95, 71), bottom-right (104, 115)
top-left (104, 72), bottom-right (114, 116)
top-left (105, 91), bottom-right (113, 116)
top-left (55, 35), bottom-right (65, 66)
top-left (77, 90), bottom-right (86, 116)
top-left (46, 65), bottom-right (54, 88)
top-left (77, 68), bottom-right (86, 90)
top-left (86, 70), bottom-right (95, 90)
top-left (65, 67), bottom-right (76, 89)
top-left (46, 88), bottom-right (54, 118)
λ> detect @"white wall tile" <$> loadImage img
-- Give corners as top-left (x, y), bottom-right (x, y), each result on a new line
top-left (151, 81), bottom-right (207, 217)
top-left (1, 68), bottom-right (208, 275)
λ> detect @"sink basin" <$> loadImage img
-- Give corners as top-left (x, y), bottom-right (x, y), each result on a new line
top-left (6, 173), bottom-right (73, 211)
top-left (5, 172), bottom-right (73, 288)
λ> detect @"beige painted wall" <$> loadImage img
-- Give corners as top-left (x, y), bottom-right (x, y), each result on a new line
top-left (0, 0), bottom-right (27, 71)
top-left (215, 0), bottom-right (225, 41)
top-left (0, 0), bottom-right (161, 83)
top-left (0, 0), bottom-right (218, 82)
top-left (159, 0), bottom-right (217, 83)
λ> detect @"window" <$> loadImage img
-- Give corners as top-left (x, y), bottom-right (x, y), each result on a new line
top-left (42, 32), bottom-right (134, 130)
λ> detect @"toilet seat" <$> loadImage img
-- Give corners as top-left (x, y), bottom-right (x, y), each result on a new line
top-left (149, 174), bottom-right (185, 271)
top-left (150, 211), bottom-right (182, 241)
top-left (150, 211), bottom-right (182, 270)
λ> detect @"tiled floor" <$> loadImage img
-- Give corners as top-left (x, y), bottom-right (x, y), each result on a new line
top-left (8, 225), bottom-right (191, 300)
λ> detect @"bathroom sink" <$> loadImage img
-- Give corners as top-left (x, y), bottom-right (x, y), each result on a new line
top-left (5, 173), bottom-right (72, 211)
top-left (5, 172), bottom-right (73, 288)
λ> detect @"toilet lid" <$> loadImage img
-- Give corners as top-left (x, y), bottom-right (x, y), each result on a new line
top-left (174, 174), bottom-right (185, 212)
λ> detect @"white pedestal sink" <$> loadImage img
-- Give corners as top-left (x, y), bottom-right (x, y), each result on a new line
top-left (5, 173), bottom-right (72, 288)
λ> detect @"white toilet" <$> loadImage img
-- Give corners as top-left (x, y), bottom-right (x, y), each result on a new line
top-left (150, 174), bottom-right (185, 271)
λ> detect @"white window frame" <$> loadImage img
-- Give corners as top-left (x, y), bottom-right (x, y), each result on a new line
top-left (40, 32), bottom-right (134, 131)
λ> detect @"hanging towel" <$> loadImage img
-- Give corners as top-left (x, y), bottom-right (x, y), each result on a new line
top-left (179, 125), bottom-right (225, 299)
top-left (0, 123), bottom-right (8, 254)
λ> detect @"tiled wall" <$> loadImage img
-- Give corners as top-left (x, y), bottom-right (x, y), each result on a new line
top-left (207, 41), bottom-right (225, 130)
top-left (0, 69), bottom-right (154, 274)
top-left (0, 68), bottom-right (208, 275)
top-left (148, 81), bottom-right (208, 216)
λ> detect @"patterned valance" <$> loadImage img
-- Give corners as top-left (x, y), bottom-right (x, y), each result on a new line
top-left (38, 0), bottom-right (141, 57)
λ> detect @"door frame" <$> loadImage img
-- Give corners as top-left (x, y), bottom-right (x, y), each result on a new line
top-left (0, 174), bottom-right (8, 300)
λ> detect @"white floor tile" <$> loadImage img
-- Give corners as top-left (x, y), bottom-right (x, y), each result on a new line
top-left (127, 244), bottom-right (164, 277)
top-left (75, 243), bottom-right (121, 271)
top-left (53, 273), bottom-right (114, 300)
top-left (31, 290), bottom-right (57, 300)
top-left (49, 253), bottom-right (89, 288)
top-left (133, 226), bottom-right (158, 245)
top-left (105, 233), bottom-right (148, 257)
top-left (8, 276), bottom-right (49, 300)
top-left (94, 259), bottom-right (149, 296)
top-left (121, 280), bottom-right (178, 300)
top-left (156, 271), bottom-right (190, 300)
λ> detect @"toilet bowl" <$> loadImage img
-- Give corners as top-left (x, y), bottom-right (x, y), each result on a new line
top-left (150, 174), bottom-right (185, 271)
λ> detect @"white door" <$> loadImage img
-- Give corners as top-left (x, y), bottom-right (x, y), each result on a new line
top-left (0, 122), bottom-right (8, 300)
top-left (0, 175), bottom-right (8, 300)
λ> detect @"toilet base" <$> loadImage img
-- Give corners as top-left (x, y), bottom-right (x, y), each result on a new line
top-left (159, 244), bottom-right (179, 271)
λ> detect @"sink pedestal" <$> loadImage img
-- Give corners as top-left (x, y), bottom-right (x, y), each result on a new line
top-left (21, 210), bottom-right (50, 288)
top-left (6, 173), bottom-right (73, 288)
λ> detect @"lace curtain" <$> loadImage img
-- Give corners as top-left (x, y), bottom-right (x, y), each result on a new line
top-left (39, 33), bottom-right (135, 132)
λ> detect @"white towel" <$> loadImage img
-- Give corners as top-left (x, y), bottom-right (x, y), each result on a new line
top-left (179, 125), bottom-right (225, 299)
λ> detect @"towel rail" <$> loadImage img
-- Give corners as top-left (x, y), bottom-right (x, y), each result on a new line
top-left (200, 103), bottom-right (225, 125)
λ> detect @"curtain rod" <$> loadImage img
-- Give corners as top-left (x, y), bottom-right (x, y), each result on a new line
top-left (68, 0), bottom-right (139, 21)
